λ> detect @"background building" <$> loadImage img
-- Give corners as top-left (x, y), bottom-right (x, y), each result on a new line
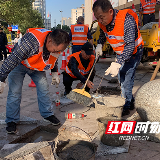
top-left (32, 0), bottom-right (51, 29)
top-left (45, 18), bottom-right (51, 30)
top-left (71, 4), bottom-right (85, 25)
top-left (62, 17), bottom-right (71, 27)
top-left (84, 0), bottom-right (94, 28)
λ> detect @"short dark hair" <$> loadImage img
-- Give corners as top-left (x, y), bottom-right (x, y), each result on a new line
top-left (77, 16), bottom-right (84, 23)
top-left (93, 0), bottom-right (113, 13)
top-left (49, 29), bottom-right (70, 46)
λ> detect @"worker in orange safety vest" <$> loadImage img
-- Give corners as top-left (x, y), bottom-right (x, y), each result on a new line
top-left (69, 16), bottom-right (93, 54)
top-left (0, 28), bottom-right (70, 134)
top-left (139, 0), bottom-right (160, 25)
top-left (63, 42), bottom-right (95, 96)
top-left (93, 0), bottom-right (144, 117)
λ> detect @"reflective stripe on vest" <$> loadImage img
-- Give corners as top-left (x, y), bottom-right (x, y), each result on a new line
top-left (65, 66), bottom-right (77, 78)
top-left (141, 0), bottom-right (156, 14)
top-left (72, 35), bottom-right (87, 37)
top-left (110, 36), bottom-right (143, 49)
top-left (72, 40), bottom-right (88, 43)
top-left (21, 28), bottom-right (59, 71)
top-left (65, 51), bottom-right (95, 78)
top-left (71, 24), bottom-right (88, 45)
top-left (98, 9), bottom-right (143, 55)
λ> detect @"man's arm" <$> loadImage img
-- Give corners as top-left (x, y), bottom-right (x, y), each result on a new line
top-left (97, 28), bottom-right (106, 45)
top-left (116, 13), bottom-right (136, 65)
top-left (156, 0), bottom-right (160, 4)
top-left (139, 2), bottom-right (143, 13)
top-left (69, 29), bottom-right (72, 42)
top-left (69, 57), bottom-right (87, 83)
top-left (87, 28), bottom-right (93, 45)
top-left (0, 33), bottom-right (39, 82)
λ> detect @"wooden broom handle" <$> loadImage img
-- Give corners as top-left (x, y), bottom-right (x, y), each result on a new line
top-left (83, 56), bottom-right (99, 89)
top-left (150, 59), bottom-right (160, 81)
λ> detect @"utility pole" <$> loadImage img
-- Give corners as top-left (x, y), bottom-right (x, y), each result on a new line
top-left (60, 10), bottom-right (63, 29)
top-left (54, 19), bottom-right (56, 28)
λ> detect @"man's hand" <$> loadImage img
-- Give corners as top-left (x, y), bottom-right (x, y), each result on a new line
top-left (76, 82), bottom-right (83, 89)
top-left (86, 80), bottom-right (94, 89)
top-left (51, 72), bottom-right (60, 88)
top-left (105, 62), bottom-right (121, 77)
top-left (0, 81), bottom-right (6, 93)
top-left (96, 44), bottom-right (102, 58)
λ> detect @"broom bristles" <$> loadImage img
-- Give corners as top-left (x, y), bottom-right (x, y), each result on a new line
top-left (67, 90), bottom-right (92, 106)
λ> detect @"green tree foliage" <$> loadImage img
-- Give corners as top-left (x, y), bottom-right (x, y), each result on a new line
top-left (51, 24), bottom-right (70, 33)
top-left (0, 0), bottom-right (44, 34)
top-left (18, 9), bottom-right (44, 34)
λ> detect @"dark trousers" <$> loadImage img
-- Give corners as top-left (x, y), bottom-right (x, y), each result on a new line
top-left (0, 47), bottom-right (7, 60)
top-left (72, 45), bottom-right (83, 54)
top-left (63, 69), bottom-right (95, 95)
top-left (143, 13), bottom-right (155, 25)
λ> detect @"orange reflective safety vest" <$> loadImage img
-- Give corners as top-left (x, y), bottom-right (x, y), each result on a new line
top-left (98, 9), bottom-right (144, 55)
top-left (21, 28), bottom-right (60, 71)
top-left (71, 24), bottom-right (88, 45)
top-left (140, 0), bottom-right (156, 14)
top-left (65, 51), bottom-right (95, 78)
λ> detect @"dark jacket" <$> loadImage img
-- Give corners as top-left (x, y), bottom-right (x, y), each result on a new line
top-left (0, 32), bottom-right (8, 48)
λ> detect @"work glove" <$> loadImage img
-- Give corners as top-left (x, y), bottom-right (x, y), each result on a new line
top-left (0, 81), bottom-right (6, 94)
top-left (95, 44), bottom-right (102, 58)
top-left (105, 62), bottom-right (121, 77)
top-left (51, 72), bottom-right (60, 88)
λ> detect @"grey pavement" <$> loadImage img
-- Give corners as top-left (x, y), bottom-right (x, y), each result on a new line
top-left (0, 51), bottom-right (160, 159)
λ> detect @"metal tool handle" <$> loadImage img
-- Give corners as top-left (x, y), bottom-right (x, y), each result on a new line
top-left (83, 55), bottom-right (99, 89)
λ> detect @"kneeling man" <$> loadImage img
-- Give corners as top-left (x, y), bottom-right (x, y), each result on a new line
top-left (63, 42), bottom-right (95, 96)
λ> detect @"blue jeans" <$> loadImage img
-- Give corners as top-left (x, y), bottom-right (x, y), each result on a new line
top-left (6, 63), bottom-right (53, 123)
top-left (118, 48), bottom-right (143, 109)
top-left (72, 45), bottom-right (82, 54)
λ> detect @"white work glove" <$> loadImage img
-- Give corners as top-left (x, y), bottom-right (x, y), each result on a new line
top-left (51, 72), bottom-right (60, 87)
top-left (105, 62), bottom-right (121, 77)
top-left (0, 81), bottom-right (6, 94)
top-left (95, 44), bottom-right (103, 58)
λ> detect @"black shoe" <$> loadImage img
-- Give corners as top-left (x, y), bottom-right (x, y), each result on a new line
top-left (122, 109), bottom-right (130, 117)
top-left (6, 122), bottom-right (17, 134)
top-left (44, 115), bottom-right (60, 126)
top-left (129, 103), bottom-right (135, 110)
top-left (129, 98), bottom-right (135, 110)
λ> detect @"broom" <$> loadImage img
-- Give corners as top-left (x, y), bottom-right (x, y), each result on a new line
top-left (67, 55), bottom-right (99, 106)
